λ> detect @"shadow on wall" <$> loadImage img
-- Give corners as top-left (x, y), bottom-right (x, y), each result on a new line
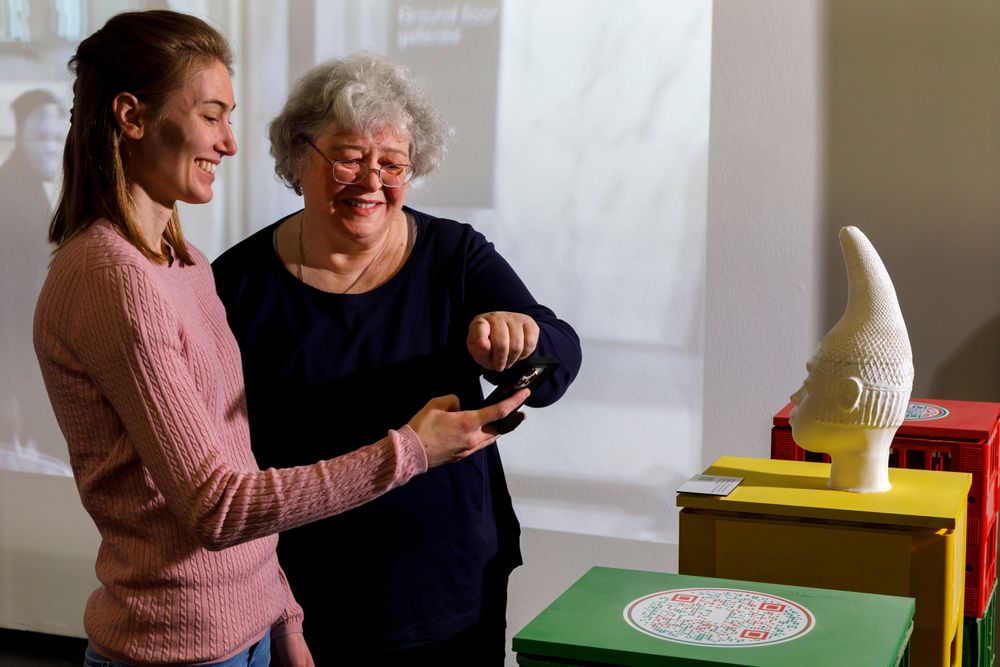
top-left (821, 0), bottom-right (1000, 404)
top-left (930, 314), bottom-right (1000, 402)
top-left (505, 470), bottom-right (684, 542)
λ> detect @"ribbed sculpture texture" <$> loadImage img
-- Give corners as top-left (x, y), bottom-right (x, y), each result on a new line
top-left (789, 226), bottom-right (913, 492)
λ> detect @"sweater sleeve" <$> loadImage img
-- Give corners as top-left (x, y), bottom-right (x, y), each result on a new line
top-left (463, 231), bottom-right (583, 408)
top-left (70, 264), bottom-right (428, 551)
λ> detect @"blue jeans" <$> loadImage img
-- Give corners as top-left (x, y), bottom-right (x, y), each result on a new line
top-left (84, 633), bottom-right (270, 667)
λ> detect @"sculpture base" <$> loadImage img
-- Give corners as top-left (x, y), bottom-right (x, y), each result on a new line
top-left (677, 456), bottom-right (970, 667)
top-left (773, 397), bottom-right (1000, 618)
top-left (513, 566), bottom-right (915, 666)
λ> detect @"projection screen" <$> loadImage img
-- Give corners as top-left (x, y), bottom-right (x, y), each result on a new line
top-left (0, 0), bottom-right (710, 546)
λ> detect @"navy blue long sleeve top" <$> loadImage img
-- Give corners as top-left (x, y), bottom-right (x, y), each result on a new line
top-left (212, 207), bottom-right (581, 649)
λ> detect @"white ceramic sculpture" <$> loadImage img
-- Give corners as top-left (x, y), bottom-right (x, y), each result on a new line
top-left (789, 226), bottom-right (913, 493)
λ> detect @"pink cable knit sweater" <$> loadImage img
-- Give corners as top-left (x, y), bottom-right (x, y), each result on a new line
top-left (33, 222), bottom-right (428, 665)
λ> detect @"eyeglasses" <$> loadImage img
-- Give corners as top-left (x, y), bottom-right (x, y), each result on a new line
top-left (303, 138), bottom-right (414, 188)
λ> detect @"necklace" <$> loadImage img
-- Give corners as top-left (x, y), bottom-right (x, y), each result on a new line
top-left (297, 212), bottom-right (392, 294)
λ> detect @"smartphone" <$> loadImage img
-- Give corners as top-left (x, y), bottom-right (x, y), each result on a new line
top-left (482, 356), bottom-right (560, 434)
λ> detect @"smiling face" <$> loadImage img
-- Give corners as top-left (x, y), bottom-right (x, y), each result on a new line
top-left (298, 126), bottom-right (410, 246)
top-left (127, 60), bottom-right (237, 209)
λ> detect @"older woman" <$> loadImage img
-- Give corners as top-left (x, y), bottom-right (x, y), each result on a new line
top-left (212, 53), bottom-right (582, 665)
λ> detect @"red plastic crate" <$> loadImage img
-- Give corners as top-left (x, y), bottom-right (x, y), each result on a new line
top-left (771, 397), bottom-right (1000, 618)
top-left (965, 511), bottom-right (998, 619)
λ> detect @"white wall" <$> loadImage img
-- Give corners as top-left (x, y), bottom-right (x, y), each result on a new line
top-left (701, 2), bottom-right (825, 466)
top-left (506, 2), bottom-right (826, 662)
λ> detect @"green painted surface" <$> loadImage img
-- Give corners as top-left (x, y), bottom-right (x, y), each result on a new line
top-left (513, 567), bottom-right (915, 667)
top-left (962, 580), bottom-right (996, 667)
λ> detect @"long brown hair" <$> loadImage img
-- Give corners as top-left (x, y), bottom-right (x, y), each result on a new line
top-left (50, 10), bottom-right (233, 265)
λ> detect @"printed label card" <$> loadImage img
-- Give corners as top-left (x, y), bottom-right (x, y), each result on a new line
top-left (677, 474), bottom-right (743, 496)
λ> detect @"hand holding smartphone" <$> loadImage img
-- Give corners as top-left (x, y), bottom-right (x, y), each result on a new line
top-left (482, 356), bottom-right (560, 434)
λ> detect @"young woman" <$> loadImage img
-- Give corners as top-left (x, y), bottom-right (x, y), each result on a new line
top-left (34, 11), bottom-right (527, 667)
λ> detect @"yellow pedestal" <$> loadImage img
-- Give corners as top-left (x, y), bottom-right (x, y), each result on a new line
top-left (677, 456), bottom-right (971, 667)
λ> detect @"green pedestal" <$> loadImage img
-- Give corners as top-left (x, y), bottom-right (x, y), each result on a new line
top-left (513, 567), bottom-right (915, 667)
top-left (962, 579), bottom-right (997, 667)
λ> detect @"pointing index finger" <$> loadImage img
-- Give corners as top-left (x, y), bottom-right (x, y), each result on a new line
top-left (478, 387), bottom-right (530, 425)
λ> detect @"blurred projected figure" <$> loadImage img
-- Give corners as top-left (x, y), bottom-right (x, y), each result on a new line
top-left (788, 226), bottom-right (913, 493)
top-left (0, 89), bottom-right (71, 475)
top-left (0, 0), bottom-right (31, 42)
